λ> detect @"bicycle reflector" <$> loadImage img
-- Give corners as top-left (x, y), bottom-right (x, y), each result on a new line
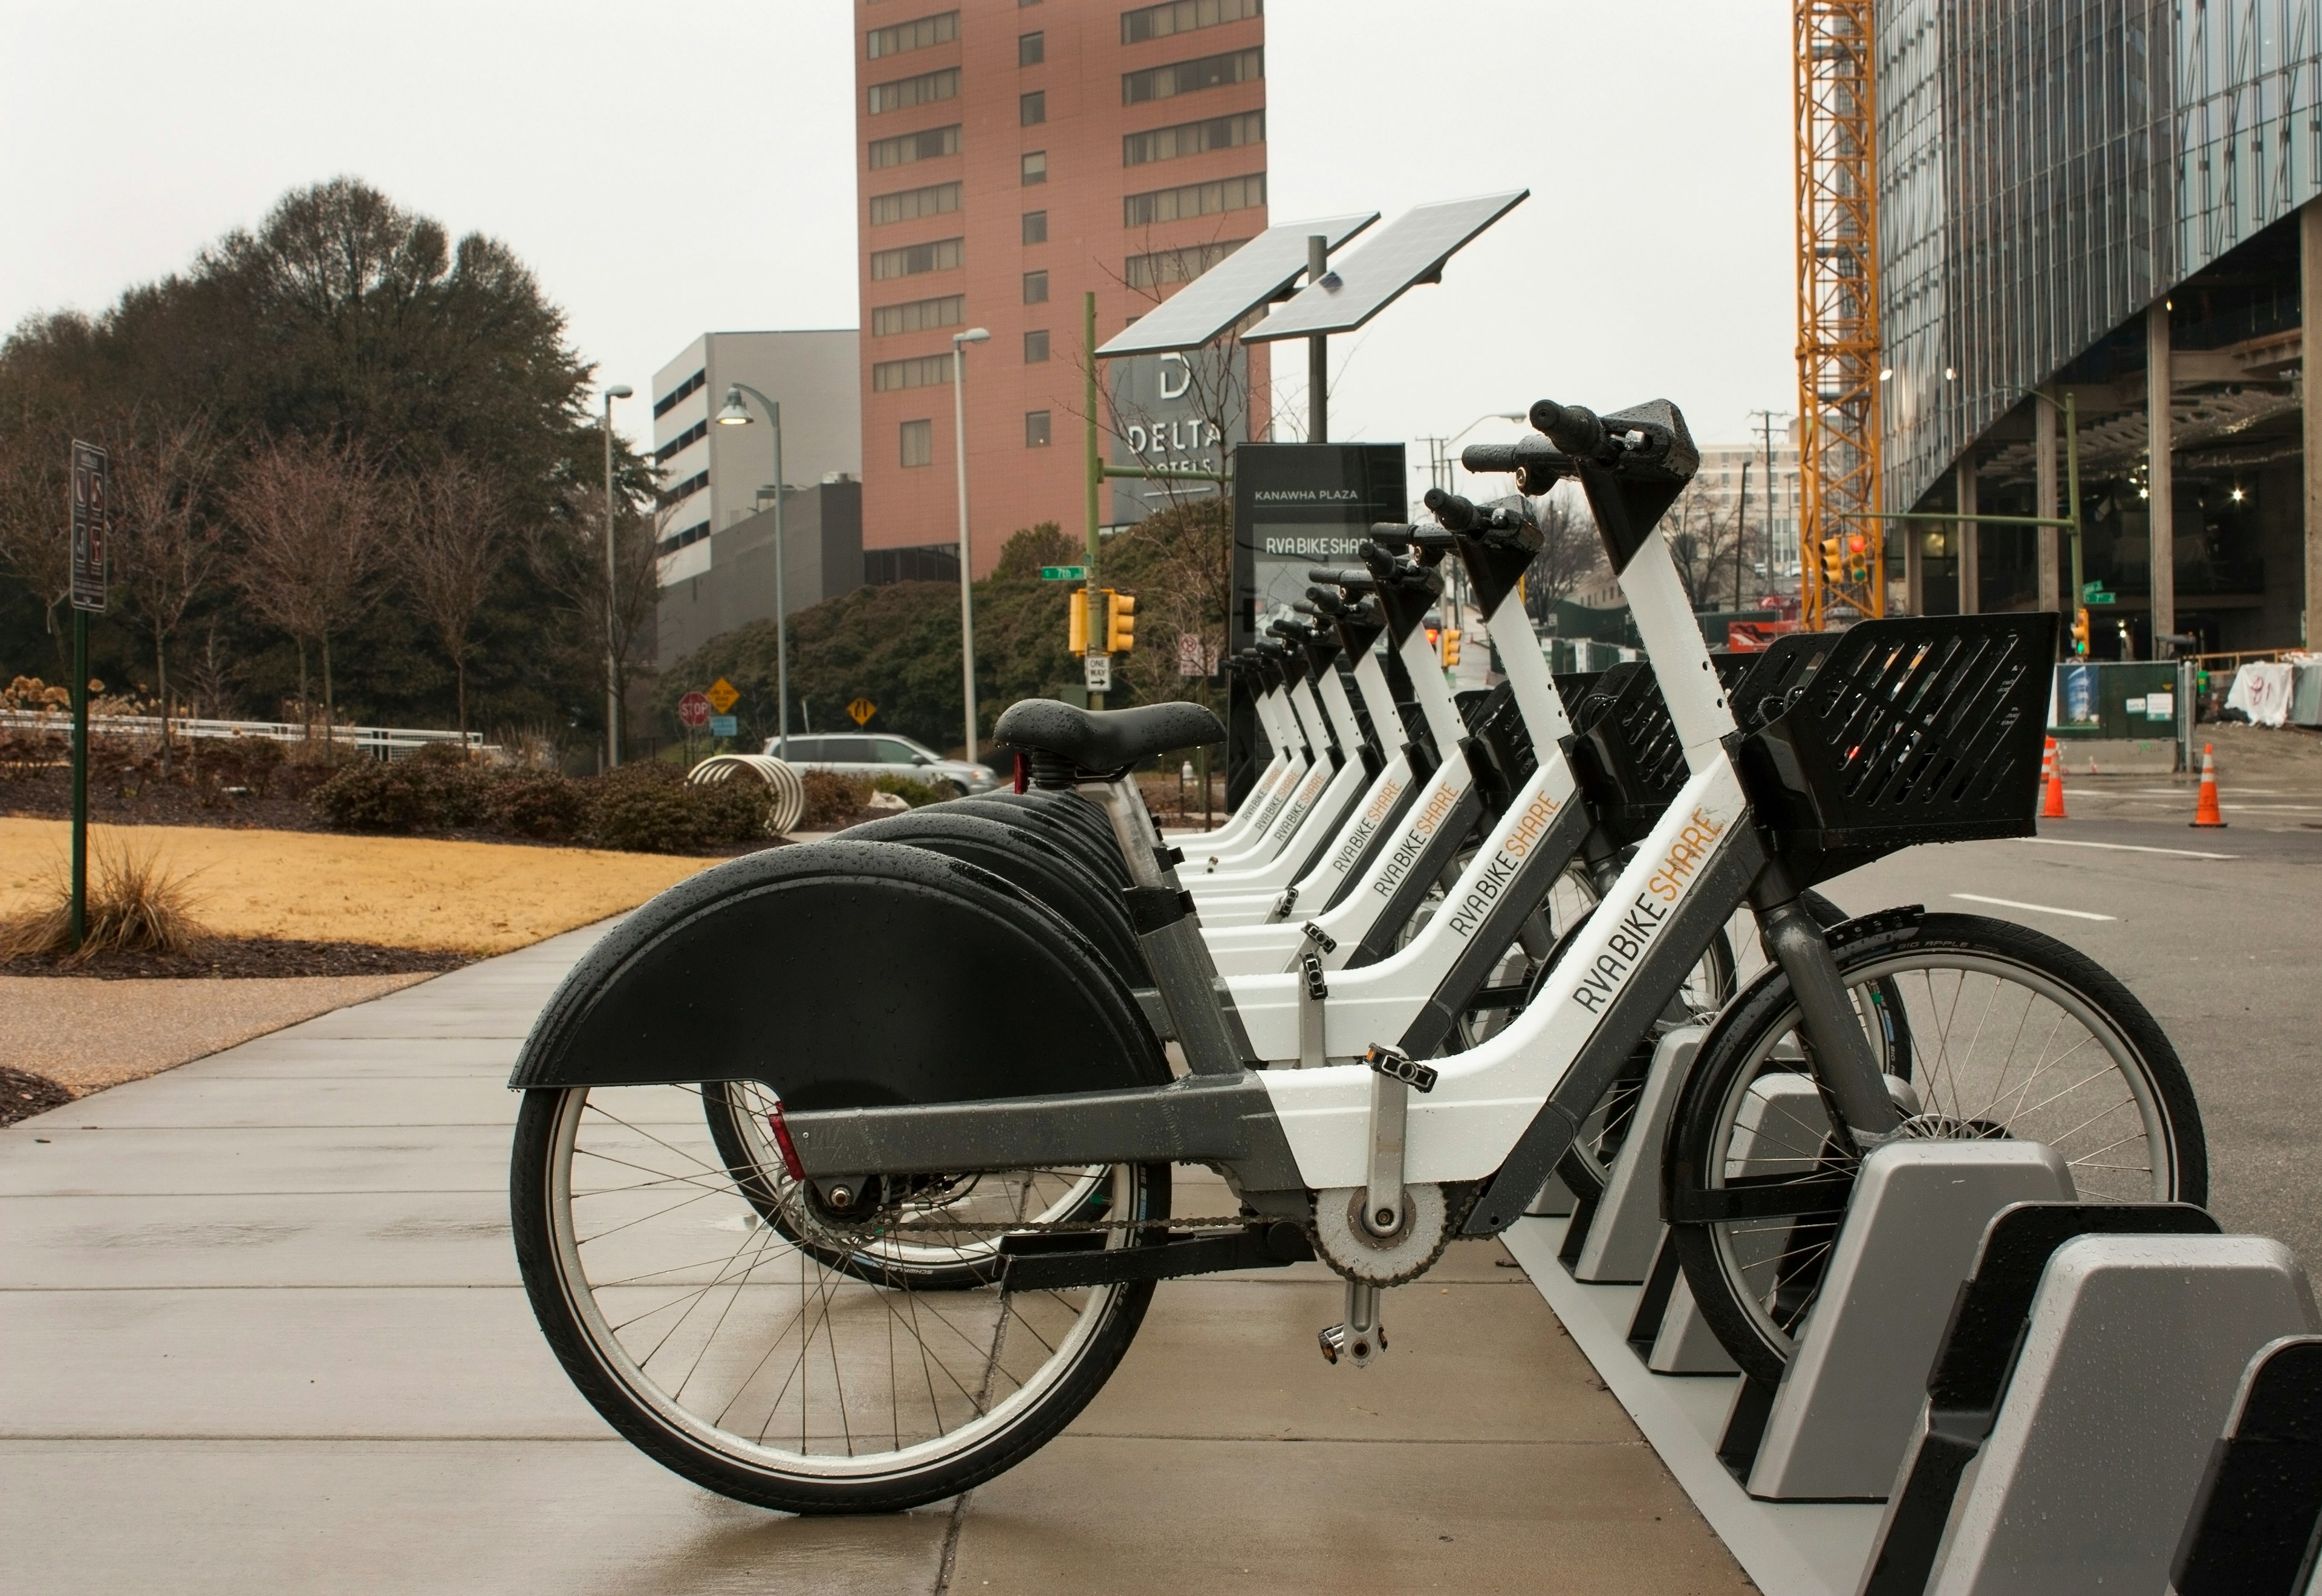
top-left (764, 1103), bottom-right (807, 1181)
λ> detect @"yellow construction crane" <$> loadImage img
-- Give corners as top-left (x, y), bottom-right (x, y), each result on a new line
top-left (1794, 0), bottom-right (1884, 628)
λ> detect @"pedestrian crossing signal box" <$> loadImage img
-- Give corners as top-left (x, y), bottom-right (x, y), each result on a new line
top-left (1232, 443), bottom-right (1407, 808)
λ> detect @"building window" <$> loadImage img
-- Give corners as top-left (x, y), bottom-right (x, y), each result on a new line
top-left (1022, 209), bottom-right (1048, 244)
top-left (1122, 0), bottom-right (1261, 45)
top-left (1025, 410), bottom-right (1052, 447)
top-left (1122, 109), bottom-right (1263, 166)
top-left (869, 236), bottom-right (964, 279)
top-left (1020, 90), bottom-right (1046, 126)
top-left (1126, 237), bottom-right (1247, 290)
top-left (654, 419), bottom-right (709, 464)
top-left (1021, 150), bottom-right (1047, 184)
top-left (900, 419), bottom-right (934, 469)
top-left (873, 354), bottom-right (957, 392)
top-left (1023, 270), bottom-right (1049, 304)
top-left (868, 123), bottom-right (961, 169)
top-left (1024, 328), bottom-right (1050, 362)
top-left (1018, 30), bottom-right (1044, 65)
top-left (866, 10), bottom-right (957, 58)
top-left (868, 180), bottom-right (963, 226)
top-left (870, 293), bottom-right (966, 337)
top-left (1125, 171), bottom-right (1264, 227)
top-left (660, 469), bottom-right (710, 507)
top-left (657, 519), bottom-right (711, 556)
top-left (652, 368), bottom-right (706, 419)
top-left (1122, 46), bottom-right (1261, 105)
top-left (868, 66), bottom-right (960, 115)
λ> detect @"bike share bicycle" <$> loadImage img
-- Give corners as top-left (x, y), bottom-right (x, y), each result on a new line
top-left (506, 396), bottom-right (2203, 1513)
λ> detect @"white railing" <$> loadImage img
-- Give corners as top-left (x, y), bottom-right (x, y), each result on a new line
top-left (0, 709), bottom-right (496, 761)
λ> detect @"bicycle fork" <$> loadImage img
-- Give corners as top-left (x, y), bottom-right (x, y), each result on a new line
top-left (1753, 880), bottom-right (1905, 1149)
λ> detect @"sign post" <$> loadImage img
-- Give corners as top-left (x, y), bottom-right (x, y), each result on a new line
top-left (68, 441), bottom-right (108, 951)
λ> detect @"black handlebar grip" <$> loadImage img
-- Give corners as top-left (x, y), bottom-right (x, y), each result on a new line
top-left (1302, 586), bottom-right (1347, 612)
top-left (1530, 399), bottom-right (1605, 458)
top-left (1423, 487), bottom-right (1478, 532)
top-left (1461, 443), bottom-right (1519, 473)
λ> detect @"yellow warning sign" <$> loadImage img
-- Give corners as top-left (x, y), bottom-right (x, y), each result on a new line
top-left (847, 696), bottom-right (877, 726)
top-left (706, 677), bottom-right (740, 714)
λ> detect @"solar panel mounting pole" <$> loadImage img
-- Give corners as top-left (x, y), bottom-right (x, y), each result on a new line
top-left (1084, 290), bottom-right (1105, 709)
top-left (1307, 235), bottom-right (1329, 444)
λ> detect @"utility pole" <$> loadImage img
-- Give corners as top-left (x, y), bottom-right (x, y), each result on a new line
top-left (600, 385), bottom-right (633, 768)
top-left (1084, 291), bottom-right (1105, 709)
top-left (1732, 458), bottom-right (1753, 610)
top-left (1748, 409), bottom-right (1788, 599)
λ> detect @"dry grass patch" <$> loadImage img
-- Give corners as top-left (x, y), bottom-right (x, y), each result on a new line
top-left (0, 819), bottom-right (718, 955)
top-left (0, 828), bottom-right (212, 962)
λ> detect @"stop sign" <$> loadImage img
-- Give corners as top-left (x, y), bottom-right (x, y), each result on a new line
top-left (677, 692), bottom-right (711, 728)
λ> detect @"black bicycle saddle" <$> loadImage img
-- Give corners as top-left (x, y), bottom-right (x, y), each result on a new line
top-left (993, 699), bottom-right (1226, 774)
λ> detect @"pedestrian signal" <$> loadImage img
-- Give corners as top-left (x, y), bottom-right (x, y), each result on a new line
top-left (1105, 590), bottom-right (1137, 654)
top-left (1067, 590), bottom-right (1089, 655)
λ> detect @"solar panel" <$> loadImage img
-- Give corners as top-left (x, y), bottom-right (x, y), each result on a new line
top-left (1094, 214), bottom-right (1381, 358)
top-left (1241, 191), bottom-right (1529, 343)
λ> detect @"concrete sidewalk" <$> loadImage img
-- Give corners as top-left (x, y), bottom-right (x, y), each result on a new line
top-left (0, 923), bottom-right (1747, 1595)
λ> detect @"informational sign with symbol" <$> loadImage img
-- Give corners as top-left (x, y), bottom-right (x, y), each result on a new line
top-left (1176, 634), bottom-right (1219, 678)
top-left (847, 696), bottom-right (877, 725)
top-left (70, 440), bottom-right (109, 613)
top-left (708, 714), bottom-right (738, 737)
top-left (677, 692), bottom-right (711, 728)
top-left (706, 677), bottom-right (740, 714)
top-left (1039, 565), bottom-right (1087, 582)
top-left (1084, 652), bottom-right (1112, 692)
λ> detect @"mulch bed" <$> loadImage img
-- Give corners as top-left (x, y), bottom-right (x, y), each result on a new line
top-left (0, 766), bottom-right (333, 832)
top-left (1, 1065), bottom-right (76, 1126)
top-left (1, 938), bottom-right (478, 981)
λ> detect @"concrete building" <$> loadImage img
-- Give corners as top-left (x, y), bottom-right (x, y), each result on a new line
top-left (657, 481), bottom-right (863, 667)
top-left (1697, 429), bottom-right (1802, 583)
top-left (852, 0), bottom-right (1269, 576)
top-left (1878, 0), bottom-right (2321, 654)
top-left (649, 330), bottom-right (860, 586)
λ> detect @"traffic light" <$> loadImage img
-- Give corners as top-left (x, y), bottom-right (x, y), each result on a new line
top-left (1844, 532), bottom-right (1870, 583)
top-left (1819, 536), bottom-right (1844, 589)
top-left (1105, 589), bottom-right (1137, 654)
top-left (1442, 628), bottom-right (1462, 667)
top-left (2070, 608), bottom-right (2090, 655)
top-left (1067, 589), bottom-right (1089, 655)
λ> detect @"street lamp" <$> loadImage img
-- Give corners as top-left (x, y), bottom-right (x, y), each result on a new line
top-left (951, 327), bottom-right (991, 764)
top-left (716, 383), bottom-right (793, 758)
top-left (601, 384), bottom-right (633, 770)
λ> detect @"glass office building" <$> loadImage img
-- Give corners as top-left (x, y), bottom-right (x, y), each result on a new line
top-left (1878, 0), bottom-right (2320, 651)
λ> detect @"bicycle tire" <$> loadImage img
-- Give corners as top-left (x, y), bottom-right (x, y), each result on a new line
top-left (1664, 910), bottom-right (2206, 1386)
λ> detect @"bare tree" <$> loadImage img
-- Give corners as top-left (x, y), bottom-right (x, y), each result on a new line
top-left (1520, 482), bottom-right (1608, 623)
top-left (1658, 473), bottom-right (1742, 611)
top-left (112, 416), bottom-right (223, 772)
top-left (395, 458), bottom-right (505, 739)
top-left (227, 435), bottom-right (388, 742)
top-left (0, 400), bottom-right (78, 672)
top-left (528, 484), bottom-right (662, 754)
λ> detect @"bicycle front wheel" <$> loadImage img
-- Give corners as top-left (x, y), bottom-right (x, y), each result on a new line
top-left (513, 1082), bottom-right (1166, 1514)
top-left (1664, 912), bottom-right (2205, 1386)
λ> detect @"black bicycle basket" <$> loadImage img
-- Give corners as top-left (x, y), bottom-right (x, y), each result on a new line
top-left (1736, 611), bottom-right (2060, 879)
top-left (1569, 655), bottom-right (1754, 845)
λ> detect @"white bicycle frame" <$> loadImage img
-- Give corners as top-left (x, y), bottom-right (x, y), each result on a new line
top-left (1183, 652), bottom-right (1382, 895)
top-left (1188, 670), bottom-right (1343, 872)
top-left (1171, 681), bottom-right (1304, 854)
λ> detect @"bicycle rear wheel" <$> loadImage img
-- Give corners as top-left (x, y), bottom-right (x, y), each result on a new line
top-left (513, 1081), bottom-right (1166, 1513)
top-left (1664, 912), bottom-right (2205, 1384)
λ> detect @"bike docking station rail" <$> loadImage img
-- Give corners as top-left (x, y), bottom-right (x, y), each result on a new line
top-left (1501, 1132), bottom-right (2322, 1595)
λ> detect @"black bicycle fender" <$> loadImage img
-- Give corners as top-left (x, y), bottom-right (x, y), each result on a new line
top-left (507, 840), bottom-right (1168, 1106)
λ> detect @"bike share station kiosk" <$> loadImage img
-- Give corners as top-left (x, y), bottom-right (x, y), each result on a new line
top-left (1228, 442), bottom-right (1407, 807)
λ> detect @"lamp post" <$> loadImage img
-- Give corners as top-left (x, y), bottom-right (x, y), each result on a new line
top-left (716, 383), bottom-right (792, 757)
top-left (951, 326), bottom-right (990, 764)
top-left (601, 384), bottom-right (633, 769)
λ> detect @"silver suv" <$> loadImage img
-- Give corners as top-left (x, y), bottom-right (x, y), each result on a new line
top-left (763, 732), bottom-right (999, 797)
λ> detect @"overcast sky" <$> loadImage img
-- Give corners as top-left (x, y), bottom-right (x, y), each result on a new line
top-left (2, 1), bottom-right (1797, 493)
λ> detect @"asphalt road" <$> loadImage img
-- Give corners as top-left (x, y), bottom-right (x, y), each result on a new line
top-left (1818, 781), bottom-right (2322, 1270)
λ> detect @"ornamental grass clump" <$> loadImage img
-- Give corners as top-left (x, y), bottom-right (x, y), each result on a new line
top-left (0, 831), bottom-right (212, 963)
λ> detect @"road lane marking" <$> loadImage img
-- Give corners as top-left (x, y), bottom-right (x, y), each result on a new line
top-left (2009, 838), bottom-right (2237, 861)
top-left (1952, 893), bottom-right (2118, 922)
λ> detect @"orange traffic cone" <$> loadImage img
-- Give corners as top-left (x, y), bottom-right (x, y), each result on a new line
top-left (2040, 737), bottom-right (2067, 820)
top-left (2190, 743), bottom-right (2227, 828)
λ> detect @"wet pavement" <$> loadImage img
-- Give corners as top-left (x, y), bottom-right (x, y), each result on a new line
top-left (0, 922), bottom-right (1748, 1595)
